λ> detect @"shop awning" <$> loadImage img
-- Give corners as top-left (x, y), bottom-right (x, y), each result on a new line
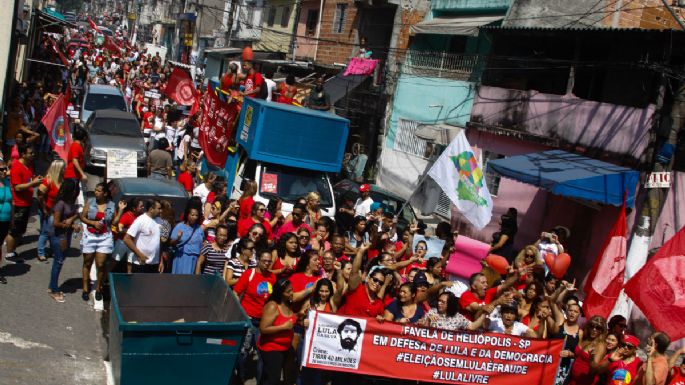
top-left (487, 150), bottom-right (640, 208)
top-left (410, 14), bottom-right (503, 36)
top-left (36, 8), bottom-right (77, 30)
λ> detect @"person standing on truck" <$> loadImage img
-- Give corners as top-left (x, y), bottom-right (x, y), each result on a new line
top-left (241, 60), bottom-right (263, 98)
top-left (353, 184), bottom-right (374, 218)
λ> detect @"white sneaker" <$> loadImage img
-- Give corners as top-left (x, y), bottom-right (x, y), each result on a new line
top-left (93, 292), bottom-right (104, 311)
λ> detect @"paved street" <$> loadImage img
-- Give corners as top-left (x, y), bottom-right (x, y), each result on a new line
top-left (0, 214), bottom-right (108, 385)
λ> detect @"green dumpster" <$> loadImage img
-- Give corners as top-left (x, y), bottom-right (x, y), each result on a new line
top-left (108, 273), bottom-right (249, 385)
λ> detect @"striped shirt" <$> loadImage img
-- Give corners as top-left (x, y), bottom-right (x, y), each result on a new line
top-left (226, 255), bottom-right (257, 280)
top-left (200, 244), bottom-right (229, 276)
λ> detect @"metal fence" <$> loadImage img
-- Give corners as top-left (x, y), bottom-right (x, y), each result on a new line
top-left (402, 51), bottom-right (483, 79)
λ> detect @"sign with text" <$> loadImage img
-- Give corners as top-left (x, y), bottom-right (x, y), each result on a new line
top-left (303, 312), bottom-right (562, 385)
top-left (106, 150), bottom-right (137, 179)
top-left (199, 89), bottom-right (241, 168)
top-left (144, 89), bottom-right (162, 99)
top-left (644, 171), bottom-right (671, 188)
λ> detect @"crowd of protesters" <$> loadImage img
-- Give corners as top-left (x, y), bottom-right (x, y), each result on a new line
top-left (0, 18), bottom-right (683, 385)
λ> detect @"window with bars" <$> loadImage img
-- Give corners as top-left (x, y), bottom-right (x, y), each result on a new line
top-left (482, 150), bottom-right (504, 196)
top-left (333, 3), bottom-right (347, 34)
top-left (280, 6), bottom-right (291, 27)
top-left (267, 7), bottom-right (276, 27)
top-left (393, 119), bottom-right (445, 161)
top-left (246, 2), bottom-right (256, 26)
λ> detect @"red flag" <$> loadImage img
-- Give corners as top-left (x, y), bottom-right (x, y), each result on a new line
top-left (104, 36), bottom-right (122, 56)
top-left (49, 38), bottom-right (69, 66)
top-left (199, 88), bottom-right (241, 167)
top-left (41, 91), bottom-right (72, 161)
top-left (164, 68), bottom-right (199, 107)
top-left (88, 17), bottom-right (101, 33)
top-left (625, 225), bottom-right (685, 340)
top-left (583, 198), bottom-right (627, 319)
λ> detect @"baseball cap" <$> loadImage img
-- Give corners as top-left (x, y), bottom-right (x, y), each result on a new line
top-left (623, 334), bottom-right (639, 347)
top-left (413, 271), bottom-right (430, 287)
top-left (370, 202), bottom-right (383, 213)
top-left (359, 184), bottom-right (370, 192)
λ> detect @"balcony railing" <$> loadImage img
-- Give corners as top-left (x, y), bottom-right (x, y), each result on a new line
top-left (402, 51), bottom-right (484, 80)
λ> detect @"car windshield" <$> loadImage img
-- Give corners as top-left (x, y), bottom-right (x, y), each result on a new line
top-left (84, 93), bottom-right (127, 111)
top-left (260, 164), bottom-right (333, 207)
top-left (90, 118), bottom-right (141, 137)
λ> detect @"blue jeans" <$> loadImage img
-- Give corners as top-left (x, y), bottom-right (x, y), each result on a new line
top-left (48, 234), bottom-right (66, 292)
top-left (238, 317), bottom-right (263, 382)
top-left (38, 210), bottom-right (50, 258)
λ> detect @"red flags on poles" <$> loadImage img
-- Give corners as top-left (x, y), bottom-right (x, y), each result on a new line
top-left (41, 91), bottom-right (72, 161)
top-left (625, 225), bottom-right (685, 340)
top-left (583, 198), bottom-right (627, 319)
top-left (104, 36), bottom-right (123, 56)
top-left (199, 89), bottom-right (241, 168)
top-left (164, 68), bottom-right (199, 108)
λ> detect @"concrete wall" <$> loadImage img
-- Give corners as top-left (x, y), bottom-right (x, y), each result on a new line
top-left (505, 0), bottom-right (685, 29)
top-left (377, 74), bottom-right (476, 199)
top-left (470, 86), bottom-right (656, 164)
top-left (255, 0), bottom-right (297, 53)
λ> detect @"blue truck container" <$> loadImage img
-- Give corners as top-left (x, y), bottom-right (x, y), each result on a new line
top-left (108, 274), bottom-right (249, 385)
top-left (236, 97), bottom-right (349, 173)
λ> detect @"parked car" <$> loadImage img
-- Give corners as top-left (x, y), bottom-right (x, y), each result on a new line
top-left (82, 110), bottom-right (146, 173)
top-left (80, 84), bottom-right (128, 123)
top-left (332, 179), bottom-right (418, 230)
top-left (109, 178), bottom-right (189, 221)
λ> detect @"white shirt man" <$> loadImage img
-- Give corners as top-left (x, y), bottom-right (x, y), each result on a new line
top-left (354, 184), bottom-right (374, 217)
top-left (125, 201), bottom-right (162, 272)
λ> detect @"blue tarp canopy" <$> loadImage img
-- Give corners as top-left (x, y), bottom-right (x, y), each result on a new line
top-left (487, 150), bottom-right (639, 208)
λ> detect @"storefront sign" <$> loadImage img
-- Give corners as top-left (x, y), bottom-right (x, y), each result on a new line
top-left (106, 150), bottom-right (137, 179)
top-left (303, 312), bottom-right (563, 385)
top-left (644, 172), bottom-right (671, 188)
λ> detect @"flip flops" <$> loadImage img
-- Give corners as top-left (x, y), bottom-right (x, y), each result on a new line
top-left (49, 291), bottom-right (65, 303)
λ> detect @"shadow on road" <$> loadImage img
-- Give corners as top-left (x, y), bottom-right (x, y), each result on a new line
top-left (0, 263), bottom-right (31, 277)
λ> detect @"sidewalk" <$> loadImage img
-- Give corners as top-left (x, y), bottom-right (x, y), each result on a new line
top-left (0, 215), bottom-right (108, 385)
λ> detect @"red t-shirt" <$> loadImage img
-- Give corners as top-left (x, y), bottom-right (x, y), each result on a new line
top-left (289, 272), bottom-right (319, 311)
top-left (42, 179), bottom-right (60, 211)
top-left (459, 287), bottom-right (498, 320)
top-left (239, 196), bottom-right (254, 221)
top-left (234, 269), bottom-right (277, 319)
top-left (116, 211), bottom-right (137, 241)
top-left (64, 142), bottom-right (84, 179)
top-left (274, 221), bottom-right (312, 241)
top-left (177, 171), bottom-right (194, 192)
top-left (338, 284), bottom-right (385, 318)
top-left (237, 217), bottom-right (273, 239)
top-left (608, 358), bottom-right (642, 384)
top-left (668, 367), bottom-right (685, 385)
top-left (10, 160), bottom-right (34, 207)
top-left (244, 72), bottom-right (263, 97)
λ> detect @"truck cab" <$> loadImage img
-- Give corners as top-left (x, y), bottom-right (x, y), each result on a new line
top-left (231, 155), bottom-right (336, 217)
top-left (225, 97), bottom-right (349, 218)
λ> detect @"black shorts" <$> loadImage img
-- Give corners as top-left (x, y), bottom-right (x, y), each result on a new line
top-left (9, 206), bottom-right (31, 238)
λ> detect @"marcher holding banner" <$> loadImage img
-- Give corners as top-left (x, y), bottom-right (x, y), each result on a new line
top-left (337, 244), bottom-right (393, 318)
top-left (303, 310), bottom-right (563, 384)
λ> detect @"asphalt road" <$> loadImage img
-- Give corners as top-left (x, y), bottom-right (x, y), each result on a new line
top-left (0, 213), bottom-right (108, 385)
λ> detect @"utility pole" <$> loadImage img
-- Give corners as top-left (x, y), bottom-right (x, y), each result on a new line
top-left (192, 0), bottom-right (203, 60)
top-left (289, 0), bottom-right (302, 62)
top-left (227, 0), bottom-right (238, 44)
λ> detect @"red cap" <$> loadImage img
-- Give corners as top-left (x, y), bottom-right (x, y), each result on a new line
top-left (623, 334), bottom-right (640, 347)
top-left (359, 184), bottom-right (371, 192)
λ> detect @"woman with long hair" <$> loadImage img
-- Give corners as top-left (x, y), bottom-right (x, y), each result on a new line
top-left (301, 278), bottom-right (336, 317)
top-left (270, 233), bottom-right (300, 279)
top-left (290, 249), bottom-right (321, 303)
top-left (420, 291), bottom-right (487, 331)
top-left (523, 296), bottom-right (559, 338)
top-left (37, 159), bottom-right (65, 262)
top-left (238, 180), bottom-right (257, 221)
top-left (237, 200), bottom-right (272, 239)
top-left (383, 282), bottom-right (425, 324)
top-left (112, 197), bottom-right (144, 273)
top-left (47, 179), bottom-right (80, 302)
top-left (258, 279), bottom-right (297, 385)
top-left (223, 237), bottom-right (257, 286)
top-left (80, 182), bottom-right (121, 303)
top-left (296, 227), bottom-right (312, 253)
top-left (552, 281), bottom-right (584, 385)
top-left (0, 161), bottom-right (11, 284)
top-left (158, 200), bottom-right (176, 273)
top-left (568, 316), bottom-right (608, 385)
top-left (336, 244), bottom-right (393, 317)
top-left (344, 216), bottom-right (369, 256)
top-left (489, 207), bottom-right (518, 261)
top-left (169, 206), bottom-right (205, 274)
top-left (519, 280), bottom-right (543, 320)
